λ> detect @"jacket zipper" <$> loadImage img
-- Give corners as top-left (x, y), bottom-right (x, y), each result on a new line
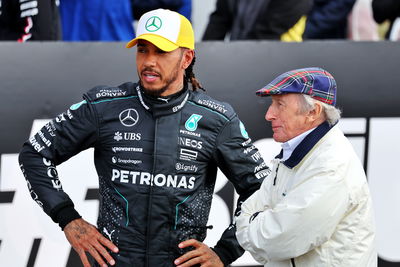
top-left (273, 164), bottom-right (280, 186)
top-left (274, 162), bottom-right (294, 267)
top-left (145, 117), bottom-right (158, 267)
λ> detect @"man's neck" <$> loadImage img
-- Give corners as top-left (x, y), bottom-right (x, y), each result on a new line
top-left (160, 84), bottom-right (184, 97)
top-left (141, 83), bottom-right (187, 102)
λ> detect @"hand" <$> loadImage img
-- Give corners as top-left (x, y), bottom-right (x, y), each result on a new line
top-left (64, 218), bottom-right (119, 267)
top-left (174, 239), bottom-right (224, 267)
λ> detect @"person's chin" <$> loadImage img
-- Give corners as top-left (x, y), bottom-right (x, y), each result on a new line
top-left (142, 85), bottom-right (167, 97)
top-left (143, 85), bottom-right (160, 92)
top-left (141, 81), bottom-right (160, 92)
top-left (272, 134), bottom-right (285, 143)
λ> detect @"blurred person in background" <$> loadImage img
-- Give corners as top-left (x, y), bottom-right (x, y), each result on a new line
top-left (131, 0), bottom-right (192, 21)
top-left (59, 0), bottom-right (135, 41)
top-left (0, 0), bottom-right (61, 41)
top-left (202, 0), bottom-right (312, 41)
top-left (372, 0), bottom-right (400, 40)
top-left (304, 0), bottom-right (357, 39)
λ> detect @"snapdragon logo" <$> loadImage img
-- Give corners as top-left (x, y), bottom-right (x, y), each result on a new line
top-left (111, 169), bottom-right (196, 189)
top-left (111, 157), bottom-right (142, 165)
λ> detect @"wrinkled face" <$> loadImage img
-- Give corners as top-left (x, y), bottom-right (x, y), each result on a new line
top-left (136, 40), bottom-right (192, 97)
top-left (265, 94), bottom-right (311, 143)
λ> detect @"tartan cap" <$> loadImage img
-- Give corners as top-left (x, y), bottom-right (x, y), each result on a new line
top-left (256, 67), bottom-right (337, 106)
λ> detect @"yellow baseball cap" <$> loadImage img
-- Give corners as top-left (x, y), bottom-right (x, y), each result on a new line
top-left (126, 9), bottom-right (195, 52)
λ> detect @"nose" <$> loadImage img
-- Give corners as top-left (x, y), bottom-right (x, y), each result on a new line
top-left (265, 105), bottom-right (275, 121)
top-left (143, 53), bottom-right (157, 68)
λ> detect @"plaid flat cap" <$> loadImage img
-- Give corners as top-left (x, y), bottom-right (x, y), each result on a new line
top-left (256, 67), bottom-right (337, 106)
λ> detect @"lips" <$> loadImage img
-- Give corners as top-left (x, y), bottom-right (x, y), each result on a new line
top-left (141, 70), bottom-right (160, 83)
top-left (271, 125), bottom-right (282, 132)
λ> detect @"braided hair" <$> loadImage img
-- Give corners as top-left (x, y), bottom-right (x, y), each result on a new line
top-left (184, 55), bottom-right (204, 91)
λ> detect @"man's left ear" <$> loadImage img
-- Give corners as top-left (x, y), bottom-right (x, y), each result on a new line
top-left (182, 49), bottom-right (194, 69)
top-left (309, 102), bottom-right (323, 121)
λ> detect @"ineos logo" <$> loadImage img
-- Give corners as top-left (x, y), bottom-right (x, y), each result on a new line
top-left (119, 109), bottom-right (139, 127)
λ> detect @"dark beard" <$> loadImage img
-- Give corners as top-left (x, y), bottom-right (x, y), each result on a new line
top-left (140, 54), bottom-right (183, 97)
top-left (141, 83), bottom-right (169, 97)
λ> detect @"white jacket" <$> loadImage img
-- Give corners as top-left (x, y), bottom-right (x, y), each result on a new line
top-left (236, 123), bottom-right (377, 267)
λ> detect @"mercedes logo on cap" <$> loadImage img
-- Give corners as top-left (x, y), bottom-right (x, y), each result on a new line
top-left (145, 16), bottom-right (162, 32)
top-left (119, 109), bottom-right (139, 127)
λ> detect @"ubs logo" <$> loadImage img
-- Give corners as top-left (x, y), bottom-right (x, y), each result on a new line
top-left (119, 109), bottom-right (139, 127)
top-left (114, 132), bottom-right (142, 142)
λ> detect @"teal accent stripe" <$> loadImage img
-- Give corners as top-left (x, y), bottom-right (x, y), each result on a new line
top-left (187, 101), bottom-right (229, 121)
top-left (175, 195), bottom-right (191, 230)
top-left (114, 187), bottom-right (129, 227)
top-left (91, 95), bottom-right (138, 104)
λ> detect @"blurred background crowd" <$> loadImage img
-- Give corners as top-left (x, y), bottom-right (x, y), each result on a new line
top-left (0, 0), bottom-right (399, 43)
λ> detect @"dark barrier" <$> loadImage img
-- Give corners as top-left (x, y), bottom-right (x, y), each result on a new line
top-left (1, 41), bottom-right (399, 153)
top-left (0, 41), bottom-right (399, 267)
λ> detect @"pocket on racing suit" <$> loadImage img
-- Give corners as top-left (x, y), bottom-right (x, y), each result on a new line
top-left (170, 191), bottom-right (212, 256)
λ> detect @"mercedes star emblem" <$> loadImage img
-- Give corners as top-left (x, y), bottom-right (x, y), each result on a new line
top-left (119, 109), bottom-right (139, 127)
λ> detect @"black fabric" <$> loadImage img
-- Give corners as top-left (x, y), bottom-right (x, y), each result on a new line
top-left (18, 82), bottom-right (269, 266)
top-left (372, 0), bottom-right (400, 39)
top-left (0, 0), bottom-right (61, 41)
top-left (131, 0), bottom-right (183, 19)
top-left (372, 0), bottom-right (400, 23)
top-left (203, 0), bottom-right (312, 40)
top-left (304, 0), bottom-right (356, 39)
top-left (230, 0), bottom-right (270, 40)
top-left (55, 204), bottom-right (82, 230)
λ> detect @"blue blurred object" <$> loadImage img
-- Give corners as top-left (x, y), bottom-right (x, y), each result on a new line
top-left (60, 0), bottom-right (135, 41)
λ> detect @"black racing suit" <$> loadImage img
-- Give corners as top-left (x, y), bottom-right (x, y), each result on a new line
top-left (19, 82), bottom-right (270, 266)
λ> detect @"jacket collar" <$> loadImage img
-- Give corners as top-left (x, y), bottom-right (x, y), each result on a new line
top-left (276, 121), bottom-right (335, 168)
top-left (136, 83), bottom-right (189, 117)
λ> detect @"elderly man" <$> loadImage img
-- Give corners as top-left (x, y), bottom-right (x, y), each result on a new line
top-left (235, 67), bottom-right (377, 266)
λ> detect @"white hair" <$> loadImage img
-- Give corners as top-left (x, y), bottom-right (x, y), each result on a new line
top-left (298, 94), bottom-right (341, 125)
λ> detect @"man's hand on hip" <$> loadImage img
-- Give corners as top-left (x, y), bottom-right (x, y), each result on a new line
top-left (174, 239), bottom-right (224, 267)
top-left (64, 218), bottom-right (119, 267)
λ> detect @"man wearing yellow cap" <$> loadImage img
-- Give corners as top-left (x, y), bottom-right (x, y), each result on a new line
top-left (19, 9), bottom-right (269, 267)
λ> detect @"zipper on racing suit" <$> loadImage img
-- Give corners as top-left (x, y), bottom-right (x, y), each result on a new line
top-left (145, 117), bottom-right (158, 267)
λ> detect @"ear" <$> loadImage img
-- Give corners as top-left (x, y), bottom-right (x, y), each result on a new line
top-left (307, 102), bottom-right (323, 122)
top-left (182, 49), bottom-right (194, 69)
